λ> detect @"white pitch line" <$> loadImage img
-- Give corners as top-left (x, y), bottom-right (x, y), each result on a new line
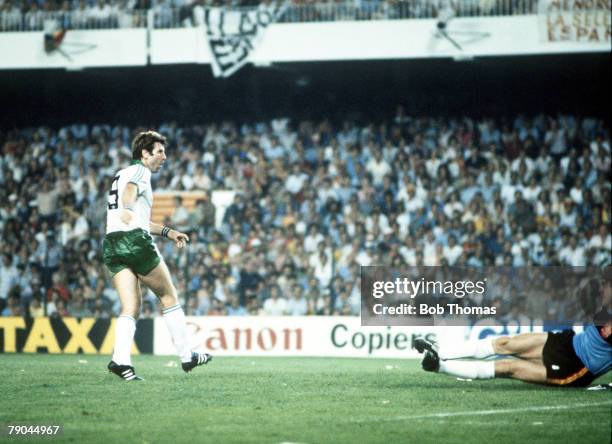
top-left (358, 401), bottom-right (612, 422)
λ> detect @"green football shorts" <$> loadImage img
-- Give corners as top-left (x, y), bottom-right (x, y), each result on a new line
top-left (103, 228), bottom-right (161, 276)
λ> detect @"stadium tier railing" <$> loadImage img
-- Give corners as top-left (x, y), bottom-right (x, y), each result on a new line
top-left (0, 0), bottom-right (540, 32)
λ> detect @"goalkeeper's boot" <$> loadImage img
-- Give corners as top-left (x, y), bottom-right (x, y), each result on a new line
top-left (421, 350), bottom-right (440, 373)
top-left (414, 338), bottom-right (438, 354)
top-left (108, 361), bottom-right (144, 381)
top-left (182, 352), bottom-right (213, 373)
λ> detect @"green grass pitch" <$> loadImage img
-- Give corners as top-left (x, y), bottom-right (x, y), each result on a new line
top-left (1, 354), bottom-right (610, 443)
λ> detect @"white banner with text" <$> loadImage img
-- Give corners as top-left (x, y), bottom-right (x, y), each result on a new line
top-left (1, 16), bottom-right (609, 70)
top-left (152, 316), bottom-right (543, 358)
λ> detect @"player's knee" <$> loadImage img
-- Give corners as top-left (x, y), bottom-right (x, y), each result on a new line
top-left (158, 291), bottom-right (179, 308)
top-left (119, 297), bottom-right (141, 318)
top-left (493, 336), bottom-right (511, 354)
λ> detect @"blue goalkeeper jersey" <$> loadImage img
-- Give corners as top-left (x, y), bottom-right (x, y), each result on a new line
top-left (572, 325), bottom-right (612, 376)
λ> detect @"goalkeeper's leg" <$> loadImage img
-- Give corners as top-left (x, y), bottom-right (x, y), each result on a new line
top-left (429, 333), bottom-right (548, 361)
top-left (421, 350), bottom-right (547, 383)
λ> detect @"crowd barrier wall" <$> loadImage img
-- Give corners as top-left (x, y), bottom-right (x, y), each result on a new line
top-left (0, 317), bottom-right (153, 354)
top-left (1, 316), bottom-right (574, 357)
top-left (154, 316), bottom-right (554, 358)
top-left (154, 316), bottom-right (442, 358)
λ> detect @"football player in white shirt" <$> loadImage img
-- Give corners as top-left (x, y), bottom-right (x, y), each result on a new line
top-left (103, 131), bottom-right (212, 380)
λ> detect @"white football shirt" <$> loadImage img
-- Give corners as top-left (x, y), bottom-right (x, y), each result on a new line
top-left (106, 161), bottom-right (153, 234)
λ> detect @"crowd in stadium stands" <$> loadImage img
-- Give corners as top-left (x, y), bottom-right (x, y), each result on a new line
top-left (0, 109), bottom-right (610, 320)
top-left (0, 0), bottom-right (536, 31)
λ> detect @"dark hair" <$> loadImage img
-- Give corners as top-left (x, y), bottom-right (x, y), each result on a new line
top-left (131, 131), bottom-right (167, 160)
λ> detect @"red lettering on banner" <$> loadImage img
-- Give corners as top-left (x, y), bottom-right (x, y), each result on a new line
top-left (257, 328), bottom-right (276, 350)
top-left (197, 326), bottom-right (303, 352)
top-left (233, 328), bottom-right (253, 349)
top-left (205, 328), bottom-right (228, 350)
top-left (282, 329), bottom-right (302, 350)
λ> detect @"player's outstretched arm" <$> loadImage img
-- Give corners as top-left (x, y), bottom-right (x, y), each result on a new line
top-left (150, 222), bottom-right (189, 248)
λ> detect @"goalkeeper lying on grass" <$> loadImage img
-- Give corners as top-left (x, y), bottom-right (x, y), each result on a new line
top-left (416, 275), bottom-right (611, 388)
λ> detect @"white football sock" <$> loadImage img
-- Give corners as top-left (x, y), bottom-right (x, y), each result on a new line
top-left (438, 338), bottom-right (495, 360)
top-left (162, 304), bottom-right (193, 362)
top-left (112, 315), bottom-right (136, 366)
top-left (439, 360), bottom-right (495, 380)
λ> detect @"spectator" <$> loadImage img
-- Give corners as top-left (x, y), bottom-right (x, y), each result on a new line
top-left (443, 235), bottom-right (463, 265)
top-left (170, 195), bottom-right (190, 232)
top-left (2, 295), bottom-right (22, 316)
top-left (226, 296), bottom-right (248, 316)
top-left (0, 253), bottom-right (17, 314)
top-left (189, 193), bottom-right (216, 236)
top-left (238, 258), bottom-right (263, 306)
top-left (262, 286), bottom-right (287, 315)
top-left (36, 181), bottom-right (60, 225)
top-left (286, 285), bottom-right (308, 316)
top-left (28, 297), bottom-right (45, 318)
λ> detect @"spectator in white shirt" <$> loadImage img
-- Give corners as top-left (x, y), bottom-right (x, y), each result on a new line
top-left (588, 224), bottom-right (612, 265)
top-left (559, 235), bottom-right (584, 266)
top-left (304, 225), bottom-right (324, 253)
top-left (399, 184), bottom-right (425, 214)
top-left (568, 237), bottom-right (586, 266)
top-left (365, 210), bottom-right (391, 236)
top-left (558, 199), bottom-right (577, 229)
top-left (285, 162), bottom-right (309, 195)
top-left (262, 286), bottom-right (288, 316)
top-left (500, 172), bottom-right (522, 205)
top-left (313, 252), bottom-right (333, 289)
top-left (286, 285), bottom-right (308, 316)
top-left (443, 192), bottom-right (463, 219)
top-left (366, 150), bottom-right (391, 187)
top-left (569, 177), bottom-right (584, 205)
top-left (317, 177), bottom-right (338, 207)
top-left (443, 235), bottom-right (463, 265)
top-left (522, 176), bottom-right (541, 203)
top-left (422, 231), bottom-right (438, 265)
top-left (88, 0), bottom-right (112, 27)
top-left (0, 254), bottom-right (18, 314)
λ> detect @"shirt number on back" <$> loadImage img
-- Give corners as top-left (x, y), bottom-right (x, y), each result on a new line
top-left (108, 175), bottom-right (120, 210)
